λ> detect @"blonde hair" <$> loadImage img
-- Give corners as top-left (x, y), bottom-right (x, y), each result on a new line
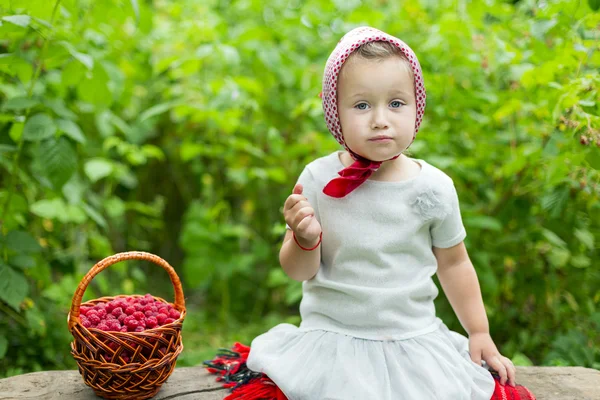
top-left (345, 41), bottom-right (414, 79)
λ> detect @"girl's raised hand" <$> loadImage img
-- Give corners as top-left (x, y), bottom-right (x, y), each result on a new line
top-left (283, 183), bottom-right (322, 244)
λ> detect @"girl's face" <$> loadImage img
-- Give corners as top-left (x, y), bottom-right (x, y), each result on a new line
top-left (337, 56), bottom-right (417, 162)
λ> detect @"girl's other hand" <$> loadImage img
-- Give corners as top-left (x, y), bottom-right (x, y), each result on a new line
top-left (469, 332), bottom-right (516, 387)
top-left (283, 184), bottom-right (322, 244)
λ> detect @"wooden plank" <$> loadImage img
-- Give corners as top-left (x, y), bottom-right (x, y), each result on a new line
top-left (515, 366), bottom-right (600, 400)
top-left (1, 366), bottom-right (599, 399)
top-left (0, 367), bottom-right (227, 400)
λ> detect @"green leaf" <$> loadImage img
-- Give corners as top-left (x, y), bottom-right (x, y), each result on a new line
top-left (77, 65), bottom-right (111, 107)
top-left (9, 122), bottom-right (24, 142)
top-left (61, 61), bottom-right (85, 87)
top-left (2, 97), bottom-right (39, 111)
top-left (574, 229), bottom-right (595, 250)
top-left (0, 335), bottom-right (7, 359)
top-left (59, 41), bottom-right (94, 70)
top-left (81, 203), bottom-right (107, 229)
top-left (464, 216), bottom-right (502, 231)
top-left (586, 150), bottom-right (600, 170)
top-left (2, 15), bottom-right (31, 28)
top-left (43, 98), bottom-right (78, 120)
top-left (62, 204), bottom-right (87, 224)
top-left (84, 158), bottom-right (113, 182)
top-left (571, 254), bottom-right (591, 268)
top-left (57, 119), bottom-right (86, 143)
top-left (589, 0), bottom-right (600, 11)
top-left (30, 198), bottom-right (63, 219)
top-left (130, 0), bottom-right (140, 22)
top-left (139, 101), bottom-right (182, 122)
top-left (541, 228), bottom-right (567, 248)
top-left (0, 263), bottom-right (29, 311)
top-left (38, 137), bottom-right (78, 190)
top-left (8, 254), bottom-right (35, 269)
top-left (23, 114), bottom-right (57, 141)
top-left (4, 231), bottom-right (42, 253)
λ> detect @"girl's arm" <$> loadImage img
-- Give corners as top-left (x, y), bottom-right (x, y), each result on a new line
top-left (434, 242), bottom-right (488, 335)
top-left (434, 242), bottom-right (516, 386)
top-left (279, 229), bottom-right (321, 282)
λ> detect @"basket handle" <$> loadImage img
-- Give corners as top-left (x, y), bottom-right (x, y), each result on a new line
top-left (68, 251), bottom-right (185, 330)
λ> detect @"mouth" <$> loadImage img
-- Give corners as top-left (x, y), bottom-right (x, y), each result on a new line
top-left (368, 135), bottom-right (393, 142)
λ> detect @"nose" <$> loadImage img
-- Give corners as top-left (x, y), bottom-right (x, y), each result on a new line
top-left (370, 106), bottom-right (389, 130)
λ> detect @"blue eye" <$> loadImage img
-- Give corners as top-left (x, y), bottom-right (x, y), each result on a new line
top-left (390, 100), bottom-right (403, 108)
top-left (355, 103), bottom-right (368, 110)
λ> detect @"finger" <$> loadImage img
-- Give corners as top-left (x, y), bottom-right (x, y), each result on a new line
top-left (503, 358), bottom-right (516, 387)
top-left (295, 207), bottom-right (315, 230)
top-left (487, 356), bottom-right (508, 385)
top-left (284, 194), bottom-right (307, 212)
top-left (293, 183), bottom-right (303, 195)
top-left (296, 213), bottom-right (313, 232)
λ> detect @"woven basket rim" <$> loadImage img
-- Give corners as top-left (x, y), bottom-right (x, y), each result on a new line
top-left (68, 251), bottom-right (186, 330)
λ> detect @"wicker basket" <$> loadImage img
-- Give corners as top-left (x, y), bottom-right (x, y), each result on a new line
top-left (67, 251), bottom-right (186, 400)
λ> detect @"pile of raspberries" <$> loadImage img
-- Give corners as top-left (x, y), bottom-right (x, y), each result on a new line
top-left (79, 293), bottom-right (181, 332)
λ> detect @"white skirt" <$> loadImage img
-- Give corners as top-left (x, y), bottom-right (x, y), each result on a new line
top-left (246, 322), bottom-right (495, 400)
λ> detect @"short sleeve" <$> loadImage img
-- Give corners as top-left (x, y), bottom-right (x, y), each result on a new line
top-left (430, 183), bottom-right (466, 248)
top-left (285, 167), bottom-right (320, 230)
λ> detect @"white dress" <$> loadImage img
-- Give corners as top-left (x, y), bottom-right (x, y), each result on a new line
top-left (246, 151), bottom-right (496, 400)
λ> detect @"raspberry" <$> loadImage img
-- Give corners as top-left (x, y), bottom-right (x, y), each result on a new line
top-left (106, 302), bottom-right (116, 313)
top-left (120, 327), bottom-right (128, 332)
top-left (80, 306), bottom-right (91, 316)
top-left (111, 307), bottom-right (123, 317)
top-left (87, 309), bottom-right (98, 317)
top-left (133, 311), bottom-right (145, 320)
top-left (138, 318), bottom-right (146, 328)
top-left (97, 309), bottom-right (107, 319)
top-left (156, 313), bottom-right (168, 325)
top-left (126, 319), bottom-right (139, 330)
top-left (169, 310), bottom-right (181, 319)
top-left (106, 314), bottom-right (116, 320)
top-left (146, 316), bottom-right (158, 328)
top-left (95, 303), bottom-right (106, 310)
top-left (108, 321), bottom-right (121, 331)
top-left (164, 318), bottom-right (175, 324)
top-left (134, 326), bottom-right (145, 332)
top-left (125, 306), bottom-right (136, 315)
top-left (118, 314), bottom-right (127, 323)
top-left (158, 307), bottom-right (169, 316)
top-left (97, 322), bottom-right (109, 331)
top-left (88, 314), bottom-right (101, 325)
top-left (134, 303), bottom-right (144, 311)
top-left (82, 319), bottom-right (92, 328)
top-left (145, 310), bottom-right (155, 317)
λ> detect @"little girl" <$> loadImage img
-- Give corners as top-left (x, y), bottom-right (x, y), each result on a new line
top-left (205, 26), bottom-right (536, 400)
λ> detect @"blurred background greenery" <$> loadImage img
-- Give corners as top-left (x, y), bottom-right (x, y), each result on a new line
top-left (0, 0), bottom-right (599, 378)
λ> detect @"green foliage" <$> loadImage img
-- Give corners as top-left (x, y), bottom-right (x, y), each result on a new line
top-left (0, 0), bottom-right (599, 377)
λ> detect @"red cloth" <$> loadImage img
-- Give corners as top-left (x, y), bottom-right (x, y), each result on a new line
top-left (322, 158), bottom-right (382, 198)
top-left (491, 374), bottom-right (536, 400)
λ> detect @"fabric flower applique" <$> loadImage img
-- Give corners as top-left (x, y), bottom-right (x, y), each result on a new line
top-left (410, 185), bottom-right (451, 222)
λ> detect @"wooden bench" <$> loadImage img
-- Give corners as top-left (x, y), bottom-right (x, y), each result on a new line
top-left (0, 366), bottom-right (599, 399)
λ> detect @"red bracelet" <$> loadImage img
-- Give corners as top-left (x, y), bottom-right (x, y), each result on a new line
top-left (293, 231), bottom-right (322, 251)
